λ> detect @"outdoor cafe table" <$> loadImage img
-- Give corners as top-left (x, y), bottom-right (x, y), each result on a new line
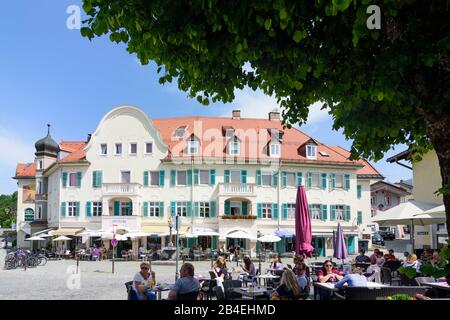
top-left (256, 274), bottom-right (280, 286)
top-left (233, 287), bottom-right (267, 300)
top-left (145, 284), bottom-right (172, 300)
top-left (313, 281), bottom-right (387, 300)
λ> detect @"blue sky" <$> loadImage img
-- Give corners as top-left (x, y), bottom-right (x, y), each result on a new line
top-left (0, 0), bottom-right (411, 195)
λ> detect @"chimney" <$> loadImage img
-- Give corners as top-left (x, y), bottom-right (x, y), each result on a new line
top-left (232, 110), bottom-right (241, 119)
top-left (87, 134), bottom-right (92, 142)
top-left (269, 111), bottom-right (280, 120)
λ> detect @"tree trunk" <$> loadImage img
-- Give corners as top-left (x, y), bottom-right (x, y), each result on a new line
top-left (421, 110), bottom-right (450, 240)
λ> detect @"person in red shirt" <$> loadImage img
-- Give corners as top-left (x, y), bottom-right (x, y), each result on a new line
top-left (316, 260), bottom-right (344, 300)
top-left (384, 249), bottom-right (397, 261)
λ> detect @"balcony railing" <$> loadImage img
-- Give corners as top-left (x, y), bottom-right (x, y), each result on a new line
top-left (218, 183), bottom-right (255, 196)
top-left (102, 183), bottom-right (142, 196)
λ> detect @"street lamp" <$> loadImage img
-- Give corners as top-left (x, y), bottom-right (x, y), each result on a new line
top-left (168, 216), bottom-right (174, 247)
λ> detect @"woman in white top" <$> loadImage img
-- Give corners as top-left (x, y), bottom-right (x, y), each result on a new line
top-left (133, 262), bottom-right (157, 300)
top-left (402, 254), bottom-right (421, 272)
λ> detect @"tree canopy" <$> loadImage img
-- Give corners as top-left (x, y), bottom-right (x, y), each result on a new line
top-left (80, 0), bottom-right (450, 235)
top-left (0, 192), bottom-right (17, 228)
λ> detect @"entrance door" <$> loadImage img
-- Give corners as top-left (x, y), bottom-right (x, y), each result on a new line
top-left (312, 237), bottom-right (325, 257)
top-left (347, 236), bottom-right (355, 254)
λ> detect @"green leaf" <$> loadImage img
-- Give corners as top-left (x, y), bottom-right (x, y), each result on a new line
top-left (264, 19), bottom-right (272, 30)
top-left (292, 81), bottom-right (303, 90)
top-left (293, 30), bottom-right (306, 43)
top-left (377, 92), bottom-right (384, 101)
top-left (279, 8), bottom-right (287, 20)
top-left (236, 43), bottom-right (243, 53)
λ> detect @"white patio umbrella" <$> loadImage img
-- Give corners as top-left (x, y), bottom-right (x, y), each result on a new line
top-left (257, 234), bottom-right (282, 243)
top-left (124, 231), bottom-right (150, 239)
top-left (26, 236), bottom-right (46, 241)
top-left (52, 235), bottom-right (72, 241)
top-left (38, 233), bottom-right (53, 238)
top-left (101, 233), bottom-right (128, 241)
top-left (226, 230), bottom-right (257, 240)
top-left (413, 205), bottom-right (446, 225)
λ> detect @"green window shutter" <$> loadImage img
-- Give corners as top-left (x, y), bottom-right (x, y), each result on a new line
top-left (307, 172), bottom-right (312, 189)
top-left (296, 172), bottom-right (302, 187)
top-left (62, 172), bottom-right (68, 188)
top-left (256, 170), bottom-right (261, 186)
top-left (273, 172), bottom-right (279, 187)
top-left (130, 201), bottom-right (133, 215)
top-left (210, 169), bottom-right (216, 185)
top-left (86, 202), bottom-right (92, 217)
top-left (224, 170), bottom-right (230, 183)
top-left (282, 172), bottom-right (287, 188)
top-left (308, 204), bottom-right (312, 218)
top-left (114, 201), bottom-right (120, 216)
top-left (143, 171), bottom-right (149, 187)
top-left (357, 185), bottom-right (362, 199)
top-left (92, 172), bottom-right (97, 188)
top-left (242, 202), bottom-right (248, 215)
top-left (210, 202), bottom-right (216, 218)
top-left (224, 200), bottom-right (231, 215)
top-left (159, 170), bottom-right (165, 186)
top-left (282, 203), bottom-right (287, 220)
top-left (76, 202), bottom-right (80, 216)
top-left (97, 171), bottom-right (103, 187)
top-left (241, 170), bottom-right (247, 184)
top-left (321, 173), bottom-right (327, 190)
top-left (345, 174), bottom-right (350, 191)
top-left (170, 202), bottom-right (176, 217)
top-left (257, 203), bottom-right (262, 219)
top-left (211, 236), bottom-right (218, 250)
top-left (357, 211), bottom-right (362, 225)
top-left (345, 206), bottom-right (351, 221)
top-left (194, 169), bottom-right (199, 185)
top-left (331, 205), bottom-right (336, 221)
top-left (272, 203), bottom-right (278, 220)
top-left (143, 202), bottom-right (148, 217)
top-left (158, 202), bottom-right (164, 217)
top-left (331, 173), bottom-right (336, 190)
top-left (187, 202), bottom-right (192, 217)
top-left (76, 172), bottom-right (82, 188)
top-left (170, 170), bottom-right (176, 186)
top-left (322, 205), bottom-right (328, 221)
top-left (194, 202), bottom-right (199, 217)
top-left (187, 170), bottom-right (193, 186)
top-left (61, 202), bottom-right (66, 217)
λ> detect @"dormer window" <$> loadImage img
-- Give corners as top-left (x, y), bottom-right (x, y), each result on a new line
top-left (229, 141), bottom-right (240, 155)
top-left (174, 126), bottom-right (187, 138)
top-left (187, 138), bottom-right (199, 155)
top-left (226, 129), bottom-right (235, 138)
top-left (270, 142), bottom-right (280, 158)
top-left (306, 144), bottom-right (317, 159)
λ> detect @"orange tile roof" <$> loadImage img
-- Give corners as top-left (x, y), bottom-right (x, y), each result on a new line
top-left (329, 146), bottom-right (383, 177)
top-left (151, 117), bottom-right (360, 165)
top-left (15, 163), bottom-right (36, 178)
top-left (58, 141), bottom-right (87, 163)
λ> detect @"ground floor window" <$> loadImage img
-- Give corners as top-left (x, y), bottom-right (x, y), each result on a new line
top-left (226, 238), bottom-right (246, 250)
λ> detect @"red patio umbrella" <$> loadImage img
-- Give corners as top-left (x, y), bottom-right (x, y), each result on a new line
top-left (295, 186), bottom-right (314, 257)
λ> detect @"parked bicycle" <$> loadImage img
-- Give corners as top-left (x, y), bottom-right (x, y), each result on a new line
top-left (3, 249), bottom-right (47, 270)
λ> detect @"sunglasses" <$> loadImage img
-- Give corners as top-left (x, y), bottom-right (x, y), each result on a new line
top-left (141, 267), bottom-right (149, 270)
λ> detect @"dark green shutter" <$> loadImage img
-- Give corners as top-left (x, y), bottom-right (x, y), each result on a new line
top-left (143, 171), bottom-right (149, 187)
top-left (242, 202), bottom-right (248, 215)
top-left (256, 170), bottom-right (261, 186)
top-left (158, 202), bottom-right (164, 217)
top-left (272, 203), bottom-right (278, 220)
top-left (129, 201), bottom-right (133, 215)
top-left (159, 170), bottom-right (165, 186)
top-left (97, 171), bottom-right (102, 187)
top-left (273, 172), bottom-right (279, 187)
top-left (210, 202), bottom-right (216, 217)
top-left (296, 172), bottom-right (302, 187)
top-left (241, 170), bottom-right (247, 184)
top-left (224, 200), bottom-right (231, 215)
top-left (345, 174), bottom-right (350, 191)
top-left (331, 173), bottom-right (336, 190)
top-left (307, 172), bottom-right (312, 188)
top-left (321, 173), bottom-right (327, 190)
top-left (357, 185), bottom-right (362, 199)
top-left (194, 169), bottom-right (199, 185)
top-left (76, 172), bottom-right (82, 188)
top-left (224, 170), bottom-right (230, 183)
top-left (211, 236), bottom-right (218, 250)
top-left (308, 204), bottom-right (313, 218)
top-left (62, 172), bottom-right (68, 188)
top-left (92, 172), bottom-right (97, 188)
top-left (282, 203), bottom-right (288, 220)
top-left (187, 170), bottom-right (193, 186)
top-left (210, 169), bottom-right (216, 185)
top-left (331, 205), bottom-right (336, 221)
top-left (357, 211), bottom-right (362, 225)
top-left (170, 202), bottom-right (176, 217)
top-left (76, 202), bottom-right (80, 216)
top-left (345, 206), bottom-right (351, 221)
top-left (322, 204), bottom-right (328, 221)
top-left (194, 202), bottom-right (199, 217)
top-left (61, 202), bottom-right (66, 217)
top-left (143, 202), bottom-right (148, 217)
top-left (282, 172), bottom-right (287, 188)
top-left (170, 170), bottom-right (176, 186)
top-left (86, 202), bottom-right (92, 217)
top-left (186, 202), bottom-right (192, 217)
top-left (257, 203), bottom-right (262, 219)
top-left (114, 201), bottom-right (120, 216)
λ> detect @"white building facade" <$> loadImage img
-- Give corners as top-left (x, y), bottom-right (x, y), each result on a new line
top-left (14, 106), bottom-right (382, 257)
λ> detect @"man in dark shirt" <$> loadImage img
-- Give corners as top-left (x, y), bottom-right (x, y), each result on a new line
top-left (355, 249), bottom-right (371, 263)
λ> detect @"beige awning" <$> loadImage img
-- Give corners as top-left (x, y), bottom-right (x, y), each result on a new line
top-left (141, 225), bottom-right (171, 235)
top-left (49, 228), bottom-right (84, 236)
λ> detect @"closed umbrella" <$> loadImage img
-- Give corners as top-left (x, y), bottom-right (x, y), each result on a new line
top-left (295, 186), bottom-right (314, 257)
top-left (333, 223), bottom-right (348, 264)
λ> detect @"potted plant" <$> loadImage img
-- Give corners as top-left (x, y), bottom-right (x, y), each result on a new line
top-left (420, 241), bottom-right (450, 285)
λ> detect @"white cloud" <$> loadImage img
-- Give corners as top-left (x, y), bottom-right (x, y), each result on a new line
top-left (221, 87), bottom-right (330, 124)
top-left (0, 129), bottom-right (34, 169)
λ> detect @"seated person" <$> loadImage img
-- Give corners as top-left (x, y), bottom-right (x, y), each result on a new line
top-left (355, 249), bottom-right (371, 263)
top-left (91, 245), bottom-right (100, 261)
top-left (369, 249), bottom-right (380, 264)
top-left (292, 255), bottom-right (310, 278)
top-left (132, 262), bottom-right (157, 300)
top-left (168, 263), bottom-right (200, 300)
top-left (430, 251), bottom-right (441, 267)
top-left (269, 253), bottom-right (285, 271)
top-left (240, 255), bottom-right (256, 283)
top-left (334, 267), bottom-right (367, 289)
top-left (402, 254), bottom-right (421, 272)
top-left (316, 260), bottom-right (344, 300)
top-left (384, 249), bottom-right (397, 261)
top-left (294, 262), bottom-right (309, 291)
top-left (270, 269), bottom-right (304, 300)
top-left (375, 251), bottom-right (385, 267)
top-left (213, 257), bottom-right (229, 278)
